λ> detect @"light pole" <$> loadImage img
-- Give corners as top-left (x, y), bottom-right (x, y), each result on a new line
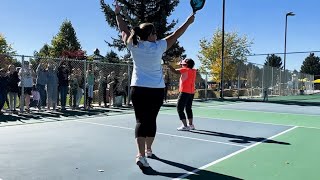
top-left (220, 0), bottom-right (225, 99)
top-left (283, 12), bottom-right (295, 94)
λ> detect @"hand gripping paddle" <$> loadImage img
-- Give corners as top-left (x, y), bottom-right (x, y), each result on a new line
top-left (190, 0), bottom-right (206, 13)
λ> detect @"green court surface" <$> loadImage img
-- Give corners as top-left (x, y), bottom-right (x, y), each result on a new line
top-left (163, 106), bottom-right (320, 129)
top-left (184, 127), bottom-right (320, 180)
top-left (162, 100), bottom-right (320, 180)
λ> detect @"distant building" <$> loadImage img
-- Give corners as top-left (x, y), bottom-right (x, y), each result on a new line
top-left (89, 48), bottom-right (104, 62)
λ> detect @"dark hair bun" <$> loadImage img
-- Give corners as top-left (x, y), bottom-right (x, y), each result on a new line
top-left (185, 59), bottom-right (195, 68)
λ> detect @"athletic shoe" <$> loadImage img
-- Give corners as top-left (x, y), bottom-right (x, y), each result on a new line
top-left (177, 126), bottom-right (190, 131)
top-left (136, 156), bottom-right (150, 168)
top-left (188, 125), bottom-right (195, 130)
top-left (146, 150), bottom-right (153, 158)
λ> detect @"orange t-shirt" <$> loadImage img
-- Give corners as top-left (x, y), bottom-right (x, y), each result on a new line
top-left (178, 68), bottom-right (197, 94)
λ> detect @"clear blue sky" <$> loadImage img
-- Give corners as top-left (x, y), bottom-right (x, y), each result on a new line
top-left (1, 0), bottom-right (319, 71)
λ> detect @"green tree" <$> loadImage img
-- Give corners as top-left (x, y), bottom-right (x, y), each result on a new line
top-left (198, 29), bottom-right (252, 82)
top-left (100, 0), bottom-right (185, 62)
top-left (0, 34), bottom-right (17, 69)
top-left (37, 43), bottom-right (51, 57)
top-left (105, 50), bottom-right (120, 63)
top-left (51, 20), bottom-right (83, 58)
top-left (300, 53), bottom-right (320, 75)
top-left (264, 54), bottom-right (282, 69)
top-left (33, 44), bottom-right (52, 67)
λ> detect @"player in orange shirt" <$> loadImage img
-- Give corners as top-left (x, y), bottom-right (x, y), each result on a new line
top-left (168, 58), bottom-right (197, 131)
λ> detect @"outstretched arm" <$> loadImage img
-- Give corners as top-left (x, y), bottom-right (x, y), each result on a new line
top-left (165, 13), bottom-right (195, 50)
top-left (115, 1), bottom-right (130, 44)
top-left (167, 64), bottom-right (180, 74)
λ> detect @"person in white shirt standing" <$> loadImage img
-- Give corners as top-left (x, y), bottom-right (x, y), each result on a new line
top-left (18, 61), bottom-right (34, 112)
top-left (114, 1), bottom-right (196, 168)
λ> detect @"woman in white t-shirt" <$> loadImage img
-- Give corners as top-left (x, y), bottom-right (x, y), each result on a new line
top-left (18, 61), bottom-right (34, 112)
top-left (115, 2), bottom-right (195, 168)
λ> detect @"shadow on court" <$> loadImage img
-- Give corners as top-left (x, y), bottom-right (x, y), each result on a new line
top-left (0, 107), bottom-right (134, 124)
top-left (191, 129), bottom-right (291, 145)
top-left (140, 155), bottom-right (243, 180)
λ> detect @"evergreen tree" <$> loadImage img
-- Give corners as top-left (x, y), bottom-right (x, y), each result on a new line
top-left (300, 53), bottom-right (320, 75)
top-left (105, 50), bottom-right (120, 63)
top-left (38, 44), bottom-right (51, 57)
top-left (100, 0), bottom-right (185, 62)
top-left (264, 54), bottom-right (282, 69)
top-left (51, 20), bottom-right (83, 58)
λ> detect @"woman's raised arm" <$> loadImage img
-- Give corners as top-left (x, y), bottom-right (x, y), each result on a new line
top-left (115, 1), bottom-right (130, 44)
top-left (165, 13), bottom-right (195, 50)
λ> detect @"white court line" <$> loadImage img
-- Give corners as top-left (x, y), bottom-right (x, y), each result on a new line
top-left (200, 102), bottom-right (247, 108)
top-left (196, 105), bottom-right (320, 117)
top-left (160, 112), bottom-right (320, 130)
top-left (173, 126), bottom-right (298, 180)
top-left (74, 120), bottom-right (247, 148)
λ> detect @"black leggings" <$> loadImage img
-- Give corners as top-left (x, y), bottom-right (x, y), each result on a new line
top-left (131, 86), bottom-right (164, 138)
top-left (177, 92), bottom-right (194, 120)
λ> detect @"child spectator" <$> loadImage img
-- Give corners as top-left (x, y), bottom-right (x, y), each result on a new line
top-left (30, 85), bottom-right (41, 110)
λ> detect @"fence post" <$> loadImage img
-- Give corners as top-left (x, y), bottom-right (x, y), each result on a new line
top-left (204, 72), bottom-right (208, 101)
top-left (20, 55), bottom-right (25, 113)
top-left (127, 62), bottom-right (131, 106)
top-left (279, 68), bottom-right (282, 96)
top-left (271, 68), bottom-right (273, 96)
top-left (83, 60), bottom-right (87, 109)
top-left (250, 63), bottom-right (253, 98)
top-left (262, 65), bottom-right (265, 98)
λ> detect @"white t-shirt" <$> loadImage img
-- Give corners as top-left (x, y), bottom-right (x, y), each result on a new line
top-left (127, 39), bottom-right (167, 88)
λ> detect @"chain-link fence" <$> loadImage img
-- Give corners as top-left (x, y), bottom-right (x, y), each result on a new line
top-left (0, 53), bottom-right (316, 113)
top-left (164, 55), bottom-right (315, 101)
top-left (0, 54), bottom-right (132, 113)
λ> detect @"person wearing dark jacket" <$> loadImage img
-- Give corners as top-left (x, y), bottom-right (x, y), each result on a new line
top-left (58, 61), bottom-right (69, 110)
top-left (0, 68), bottom-right (9, 115)
top-left (7, 65), bottom-right (20, 112)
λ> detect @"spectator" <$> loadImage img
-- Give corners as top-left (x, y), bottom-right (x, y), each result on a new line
top-left (97, 70), bottom-right (107, 107)
top-left (163, 70), bottom-right (170, 103)
top-left (36, 62), bottom-right (48, 108)
top-left (46, 61), bottom-right (58, 111)
top-left (7, 64), bottom-right (20, 112)
top-left (86, 69), bottom-right (95, 109)
top-left (107, 71), bottom-right (116, 106)
top-left (0, 68), bottom-right (8, 115)
top-left (76, 68), bottom-right (84, 108)
top-left (121, 72), bottom-right (129, 105)
top-left (30, 85), bottom-right (41, 110)
top-left (69, 70), bottom-right (78, 109)
top-left (18, 61), bottom-right (34, 112)
top-left (58, 61), bottom-right (69, 110)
